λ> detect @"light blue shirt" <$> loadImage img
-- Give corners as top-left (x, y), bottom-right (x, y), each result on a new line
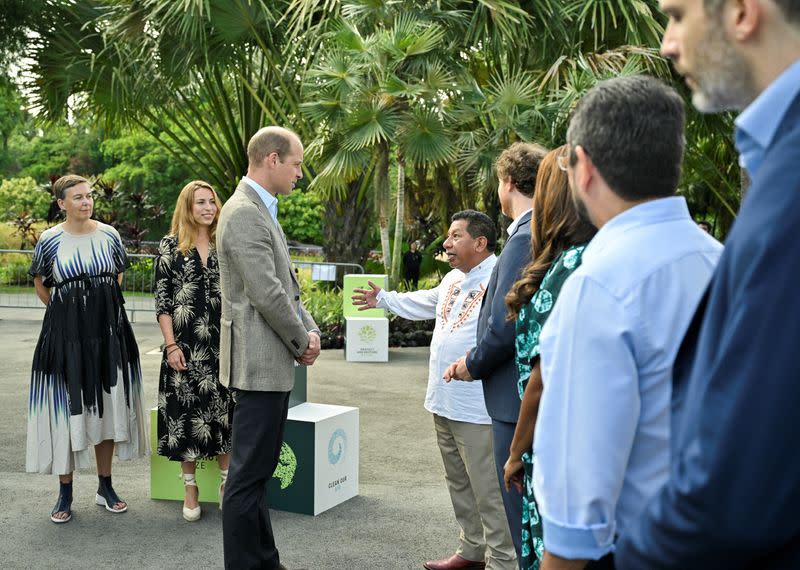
top-left (533, 196), bottom-right (723, 560)
top-left (242, 175), bottom-right (279, 223)
top-left (735, 58), bottom-right (800, 177)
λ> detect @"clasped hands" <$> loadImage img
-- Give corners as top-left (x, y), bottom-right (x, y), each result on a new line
top-left (296, 331), bottom-right (321, 366)
top-left (443, 353), bottom-right (473, 382)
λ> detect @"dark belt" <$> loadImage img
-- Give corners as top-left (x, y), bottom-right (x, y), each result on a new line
top-left (55, 272), bottom-right (125, 305)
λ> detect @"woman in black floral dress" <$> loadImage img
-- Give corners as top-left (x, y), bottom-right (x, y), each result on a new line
top-left (154, 180), bottom-right (233, 522)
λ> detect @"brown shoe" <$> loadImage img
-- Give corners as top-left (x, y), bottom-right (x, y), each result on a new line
top-left (423, 554), bottom-right (486, 570)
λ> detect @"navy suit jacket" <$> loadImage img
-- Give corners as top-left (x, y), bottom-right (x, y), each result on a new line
top-left (616, 94), bottom-right (800, 568)
top-left (466, 210), bottom-right (532, 423)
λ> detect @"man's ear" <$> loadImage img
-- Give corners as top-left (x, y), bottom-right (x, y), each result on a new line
top-left (475, 235), bottom-right (488, 253)
top-left (729, 0), bottom-right (762, 42)
top-left (573, 145), bottom-right (593, 195)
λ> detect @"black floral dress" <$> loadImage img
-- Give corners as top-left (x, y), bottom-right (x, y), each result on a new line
top-left (154, 235), bottom-right (233, 462)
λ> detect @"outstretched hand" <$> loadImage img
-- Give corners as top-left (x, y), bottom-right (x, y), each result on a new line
top-left (351, 280), bottom-right (382, 311)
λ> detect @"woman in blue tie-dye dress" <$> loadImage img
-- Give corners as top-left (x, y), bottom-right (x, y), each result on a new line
top-left (26, 175), bottom-right (147, 524)
top-left (503, 147), bottom-right (597, 568)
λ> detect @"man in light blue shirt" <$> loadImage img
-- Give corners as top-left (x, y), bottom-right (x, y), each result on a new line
top-left (616, 1), bottom-right (800, 568)
top-left (532, 76), bottom-right (722, 570)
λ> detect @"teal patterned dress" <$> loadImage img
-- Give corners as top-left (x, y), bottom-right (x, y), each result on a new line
top-left (514, 244), bottom-right (588, 569)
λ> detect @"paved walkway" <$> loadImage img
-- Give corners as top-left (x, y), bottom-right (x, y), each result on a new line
top-left (0, 309), bottom-right (462, 569)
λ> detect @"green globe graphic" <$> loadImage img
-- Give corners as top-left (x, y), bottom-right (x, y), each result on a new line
top-left (272, 442), bottom-right (297, 489)
top-left (358, 325), bottom-right (377, 343)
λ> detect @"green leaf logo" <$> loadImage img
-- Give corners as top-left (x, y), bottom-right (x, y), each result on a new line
top-left (358, 324), bottom-right (377, 343)
top-left (272, 442), bottom-right (297, 489)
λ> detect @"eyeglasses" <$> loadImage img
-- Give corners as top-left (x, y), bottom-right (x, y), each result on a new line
top-left (557, 153), bottom-right (569, 172)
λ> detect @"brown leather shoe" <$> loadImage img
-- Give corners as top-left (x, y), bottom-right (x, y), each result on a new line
top-left (422, 554), bottom-right (486, 570)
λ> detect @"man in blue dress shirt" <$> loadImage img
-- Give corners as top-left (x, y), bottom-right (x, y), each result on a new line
top-left (616, 1), bottom-right (800, 568)
top-left (532, 76), bottom-right (723, 570)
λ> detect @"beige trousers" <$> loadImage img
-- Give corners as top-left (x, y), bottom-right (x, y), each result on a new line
top-left (433, 414), bottom-right (518, 570)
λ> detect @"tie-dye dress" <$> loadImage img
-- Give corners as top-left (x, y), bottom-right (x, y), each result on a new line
top-left (26, 222), bottom-right (148, 475)
top-left (514, 244), bottom-right (588, 569)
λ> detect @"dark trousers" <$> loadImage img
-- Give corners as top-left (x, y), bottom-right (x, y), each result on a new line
top-left (491, 419), bottom-right (523, 561)
top-left (223, 389), bottom-right (291, 570)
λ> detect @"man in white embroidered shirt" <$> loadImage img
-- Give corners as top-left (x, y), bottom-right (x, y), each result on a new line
top-left (532, 76), bottom-right (723, 570)
top-left (352, 210), bottom-right (516, 570)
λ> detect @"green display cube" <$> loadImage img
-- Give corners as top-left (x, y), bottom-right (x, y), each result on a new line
top-left (150, 400), bottom-right (360, 515)
top-left (150, 364), bottom-right (307, 505)
top-left (149, 407), bottom-right (224, 503)
top-left (343, 274), bottom-right (388, 318)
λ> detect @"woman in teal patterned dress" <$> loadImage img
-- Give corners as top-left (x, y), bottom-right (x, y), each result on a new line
top-left (502, 146), bottom-right (597, 568)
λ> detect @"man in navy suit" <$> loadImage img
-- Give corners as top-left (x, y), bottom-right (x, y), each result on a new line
top-left (445, 141), bottom-right (548, 561)
top-left (616, 1), bottom-right (800, 568)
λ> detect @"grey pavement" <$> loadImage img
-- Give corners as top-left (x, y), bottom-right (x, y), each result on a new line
top-left (0, 308), bottom-right (463, 570)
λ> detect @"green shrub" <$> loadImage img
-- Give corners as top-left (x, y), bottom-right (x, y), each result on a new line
top-left (277, 190), bottom-right (324, 245)
top-left (121, 256), bottom-right (155, 294)
top-left (301, 280), bottom-right (343, 328)
top-left (0, 177), bottom-right (52, 220)
top-left (0, 253), bottom-right (31, 286)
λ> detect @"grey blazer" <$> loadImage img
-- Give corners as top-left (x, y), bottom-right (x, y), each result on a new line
top-left (216, 181), bottom-right (317, 392)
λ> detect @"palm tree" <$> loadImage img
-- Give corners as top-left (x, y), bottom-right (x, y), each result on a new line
top-left (302, 9), bottom-right (460, 285)
top-left (28, 0), bottom-right (316, 196)
top-left (25, 0), bottom-right (381, 261)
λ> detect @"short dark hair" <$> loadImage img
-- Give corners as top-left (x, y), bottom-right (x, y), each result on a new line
top-left (567, 75), bottom-right (685, 201)
top-left (705, 0), bottom-right (800, 24)
top-left (451, 209), bottom-right (497, 251)
top-left (495, 142), bottom-right (549, 198)
top-left (53, 175), bottom-right (90, 201)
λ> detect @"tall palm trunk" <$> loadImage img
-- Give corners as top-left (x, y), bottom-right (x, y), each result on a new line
top-left (375, 140), bottom-right (392, 274)
top-left (390, 151), bottom-right (406, 288)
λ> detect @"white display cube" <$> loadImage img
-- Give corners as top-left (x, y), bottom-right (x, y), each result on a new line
top-left (290, 403), bottom-right (360, 515)
top-left (345, 316), bottom-right (389, 362)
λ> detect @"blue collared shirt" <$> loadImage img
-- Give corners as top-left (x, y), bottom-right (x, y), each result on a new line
top-left (242, 175), bottom-right (279, 223)
top-left (735, 58), bottom-right (800, 177)
top-left (533, 197), bottom-right (723, 560)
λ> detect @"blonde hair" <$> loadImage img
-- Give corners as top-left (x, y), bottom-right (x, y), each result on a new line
top-left (169, 180), bottom-right (222, 254)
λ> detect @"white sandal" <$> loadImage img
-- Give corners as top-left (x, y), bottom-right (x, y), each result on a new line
top-left (219, 469), bottom-right (228, 510)
top-left (181, 473), bottom-right (201, 522)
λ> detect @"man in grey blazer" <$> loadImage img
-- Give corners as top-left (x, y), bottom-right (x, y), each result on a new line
top-left (217, 126), bottom-right (320, 570)
top-left (445, 142), bottom-right (547, 562)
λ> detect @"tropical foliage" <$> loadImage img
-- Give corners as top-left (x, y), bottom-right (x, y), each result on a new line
top-left (2, 0), bottom-right (742, 280)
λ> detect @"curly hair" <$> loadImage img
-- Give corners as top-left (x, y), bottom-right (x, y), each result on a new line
top-left (505, 146), bottom-right (597, 320)
top-left (169, 180), bottom-right (222, 254)
top-left (494, 142), bottom-right (549, 198)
